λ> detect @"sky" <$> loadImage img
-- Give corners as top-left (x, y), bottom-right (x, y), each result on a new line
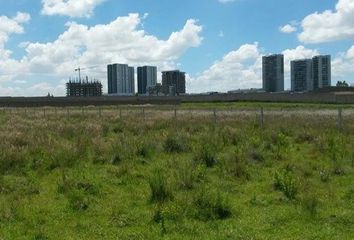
top-left (0, 0), bottom-right (354, 96)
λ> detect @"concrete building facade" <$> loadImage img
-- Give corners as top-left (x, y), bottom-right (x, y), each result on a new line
top-left (66, 78), bottom-right (102, 97)
top-left (161, 70), bottom-right (186, 95)
top-left (313, 55), bottom-right (331, 90)
top-left (137, 66), bottom-right (157, 95)
top-left (107, 63), bottom-right (135, 95)
top-left (262, 54), bottom-right (284, 92)
top-left (291, 59), bottom-right (313, 92)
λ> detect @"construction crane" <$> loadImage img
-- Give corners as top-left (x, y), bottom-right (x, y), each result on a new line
top-left (75, 66), bottom-right (99, 81)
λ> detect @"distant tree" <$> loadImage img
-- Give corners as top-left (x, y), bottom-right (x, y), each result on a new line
top-left (336, 81), bottom-right (349, 87)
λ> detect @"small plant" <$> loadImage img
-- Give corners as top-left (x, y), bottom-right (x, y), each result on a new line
top-left (149, 170), bottom-right (173, 203)
top-left (274, 169), bottom-right (298, 200)
top-left (67, 190), bottom-right (89, 211)
top-left (137, 142), bottom-right (154, 159)
top-left (153, 206), bottom-right (167, 235)
top-left (164, 134), bottom-right (189, 153)
top-left (232, 155), bottom-right (249, 179)
top-left (194, 189), bottom-right (232, 221)
top-left (270, 132), bottom-right (290, 160)
top-left (302, 194), bottom-right (319, 217)
top-left (319, 170), bottom-right (330, 183)
top-left (194, 144), bottom-right (217, 168)
top-left (111, 154), bottom-right (123, 166)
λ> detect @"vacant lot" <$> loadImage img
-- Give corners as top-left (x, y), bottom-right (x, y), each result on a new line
top-left (0, 104), bottom-right (353, 239)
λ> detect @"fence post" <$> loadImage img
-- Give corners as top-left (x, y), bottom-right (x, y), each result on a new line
top-left (174, 105), bottom-right (177, 120)
top-left (260, 107), bottom-right (264, 129)
top-left (337, 107), bottom-right (343, 131)
top-left (213, 108), bottom-right (217, 124)
top-left (142, 107), bottom-right (145, 121)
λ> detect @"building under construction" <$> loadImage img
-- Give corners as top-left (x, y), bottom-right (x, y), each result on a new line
top-left (66, 77), bottom-right (103, 97)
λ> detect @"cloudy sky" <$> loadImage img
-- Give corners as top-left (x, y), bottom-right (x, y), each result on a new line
top-left (0, 0), bottom-right (354, 96)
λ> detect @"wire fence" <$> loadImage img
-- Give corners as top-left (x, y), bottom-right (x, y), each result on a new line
top-left (1, 105), bottom-right (353, 131)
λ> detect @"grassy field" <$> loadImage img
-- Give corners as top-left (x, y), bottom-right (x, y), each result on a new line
top-left (0, 106), bottom-right (353, 239)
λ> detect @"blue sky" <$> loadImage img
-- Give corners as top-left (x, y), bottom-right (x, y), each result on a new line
top-left (0, 0), bottom-right (353, 96)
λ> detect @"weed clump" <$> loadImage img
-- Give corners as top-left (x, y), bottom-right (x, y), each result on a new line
top-left (175, 160), bottom-right (206, 190)
top-left (302, 194), bottom-right (319, 217)
top-left (149, 170), bottom-right (173, 203)
top-left (194, 144), bottom-right (218, 168)
top-left (111, 154), bottom-right (123, 166)
top-left (274, 169), bottom-right (298, 200)
top-left (67, 190), bottom-right (89, 211)
top-left (164, 134), bottom-right (189, 153)
top-left (193, 189), bottom-right (232, 221)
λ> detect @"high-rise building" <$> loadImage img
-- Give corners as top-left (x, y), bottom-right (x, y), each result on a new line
top-left (137, 66), bottom-right (157, 95)
top-left (161, 70), bottom-right (186, 95)
top-left (312, 55), bottom-right (331, 89)
top-left (262, 54), bottom-right (284, 92)
top-left (107, 63), bottom-right (135, 95)
top-left (291, 59), bottom-right (313, 92)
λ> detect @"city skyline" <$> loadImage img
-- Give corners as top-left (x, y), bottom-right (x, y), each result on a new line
top-left (0, 0), bottom-right (353, 96)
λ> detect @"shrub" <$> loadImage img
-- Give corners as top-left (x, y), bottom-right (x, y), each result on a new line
top-left (302, 194), bottom-right (319, 216)
top-left (67, 190), bottom-right (89, 211)
top-left (111, 154), bottom-right (123, 166)
top-left (248, 147), bottom-right (265, 163)
top-left (270, 132), bottom-right (290, 160)
top-left (194, 189), bottom-right (232, 221)
top-left (194, 144), bottom-right (217, 168)
top-left (0, 148), bottom-right (27, 174)
top-left (320, 170), bottom-right (330, 183)
top-left (149, 170), bottom-right (173, 203)
top-left (153, 207), bottom-right (167, 235)
top-left (164, 134), bottom-right (189, 153)
top-left (136, 142), bottom-right (155, 159)
top-left (231, 155), bottom-right (250, 179)
top-left (219, 127), bottom-right (241, 146)
top-left (175, 160), bottom-right (203, 190)
top-left (274, 169), bottom-right (298, 200)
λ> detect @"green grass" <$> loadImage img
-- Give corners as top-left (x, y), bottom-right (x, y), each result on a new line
top-left (181, 101), bottom-right (354, 110)
top-left (0, 109), bottom-right (353, 239)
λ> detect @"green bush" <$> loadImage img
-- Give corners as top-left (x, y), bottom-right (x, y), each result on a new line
top-left (175, 160), bottom-right (200, 190)
top-left (164, 134), bottom-right (189, 153)
top-left (149, 170), bottom-right (173, 203)
top-left (0, 148), bottom-right (27, 174)
top-left (194, 189), bottom-right (232, 221)
top-left (136, 142), bottom-right (155, 159)
top-left (111, 154), bottom-right (123, 166)
top-left (274, 169), bottom-right (298, 200)
top-left (67, 190), bottom-right (89, 211)
top-left (194, 144), bottom-right (217, 168)
top-left (302, 194), bottom-right (319, 216)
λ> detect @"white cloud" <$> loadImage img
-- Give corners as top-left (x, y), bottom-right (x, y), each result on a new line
top-left (188, 44), bottom-right (323, 93)
top-left (0, 13), bottom-right (203, 96)
top-left (41, 0), bottom-right (105, 18)
top-left (332, 45), bottom-right (354, 80)
top-left (188, 43), bottom-right (262, 93)
top-left (347, 45), bottom-right (354, 58)
top-left (279, 24), bottom-right (297, 33)
top-left (13, 12), bottom-right (31, 23)
top-left (298, 0), bottom-right (354, 43)
top-left (0, 12), bottom-right (30, 61)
